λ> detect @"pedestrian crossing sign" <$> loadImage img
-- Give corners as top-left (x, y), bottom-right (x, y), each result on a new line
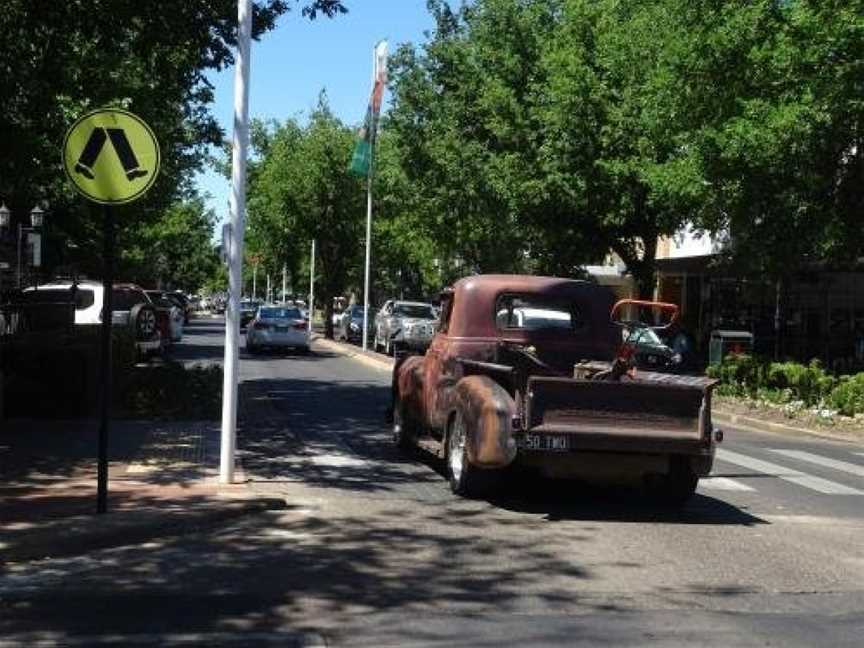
top-left (62, 108), bottom-right (160, 205)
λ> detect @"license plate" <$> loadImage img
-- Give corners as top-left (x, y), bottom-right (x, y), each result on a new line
top-left (519, 434), bottom-right (569, 451)
top-left (276, 326), bottom-right (288, 333)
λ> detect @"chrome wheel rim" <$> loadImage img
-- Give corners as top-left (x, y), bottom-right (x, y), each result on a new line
top-left (393, 402), bottom-right (403, 443)
top-left (139, 310), bottom-right (156, 336)
top-left (448, 413), bottom-right (466, 483)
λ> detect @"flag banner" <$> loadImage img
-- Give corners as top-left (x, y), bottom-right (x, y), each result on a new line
top-left (350, 40), bottom-right (388, 177)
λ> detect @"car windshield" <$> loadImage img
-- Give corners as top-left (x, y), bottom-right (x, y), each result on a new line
top-left (260, 307), bottom-right (302, 320)
top-left (626, 326), bottom-right (665, 347)
top-left (240, 301), bottom-right (258, 310)
top-left (393, 304), bottom-right (435, 319)
top-left (495, 296), bottom-right (583, 331)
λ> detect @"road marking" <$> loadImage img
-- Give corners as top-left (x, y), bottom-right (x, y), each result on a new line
top-left (769, 449), bottom-right (864, 479)
top-left (715, 449), bottom-right (864, 495)
top-left (699, 476), bottom-right (755, 492)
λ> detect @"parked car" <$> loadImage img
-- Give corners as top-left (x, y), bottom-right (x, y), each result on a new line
top-left (168, 291), bottom-right (192, 324)
top-left (391, 275), bottom-right (719, 504)
top-left (240, 299), bottom-right (261, 329)
top-left (337, 304), bottom-right (376, 344)
top-left (145, 291), bottom-right (184, 343)
top-left (245, 305), bottom-right (310, 354)
top-left (25, 281), bottom-right (161, 356)
top-left (374, 300), bottom-right (438, 356)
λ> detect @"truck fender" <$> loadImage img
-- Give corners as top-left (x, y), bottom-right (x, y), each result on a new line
top-left (452, 375), bottom-right (517, 468)
top-left (394, 354), bottom-right (424, 417)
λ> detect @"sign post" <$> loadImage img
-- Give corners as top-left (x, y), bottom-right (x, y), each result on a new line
top-left (63, 108), bottom-right (160, 513)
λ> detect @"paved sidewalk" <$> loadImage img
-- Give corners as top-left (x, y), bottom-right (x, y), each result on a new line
top-left (0, 418), bottom-right (281, 563)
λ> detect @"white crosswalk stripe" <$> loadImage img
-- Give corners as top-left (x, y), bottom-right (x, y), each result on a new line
top-left (715, 448), bottom-right (864, 495)
top-left (699, 476), bottom-right (755, 492)
top-left (769, 449), bottom-right (864, 479)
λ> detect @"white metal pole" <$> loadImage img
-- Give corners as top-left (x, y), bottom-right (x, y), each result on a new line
top-left (282, 264), bottom-right (287, 303)
top-left (308, 239), bottom-right (316, 335)
top-left (266, 273), bottom-right (271, 303)
top-left (220, 0), bottom-right (252, 485)
top-left (361, 44), bottom-right (377, 352)
top-left (252, 264), bottom-right (257, 300)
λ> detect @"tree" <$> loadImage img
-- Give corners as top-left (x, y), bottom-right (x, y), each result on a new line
top-left (123, 199), bottom-right (221, 291)
top-left (247, 96), bottom-right (365, 337)
top-left (0, 1), bottom-right (348, 281)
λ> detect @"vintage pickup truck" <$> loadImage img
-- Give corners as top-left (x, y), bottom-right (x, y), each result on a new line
top-left (392, 274), bottom-right (720, 504)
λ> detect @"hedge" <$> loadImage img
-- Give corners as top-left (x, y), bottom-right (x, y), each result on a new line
top-left (707, 354), bottom-right (864, 416)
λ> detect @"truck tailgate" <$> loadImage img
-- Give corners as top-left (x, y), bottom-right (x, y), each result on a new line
top-left (526, 375), bottom-right (713, 452)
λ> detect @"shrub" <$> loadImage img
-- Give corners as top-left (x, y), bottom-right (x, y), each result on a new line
top-left (828, 374), bottom-right (864, 417)
top-left (118, 360), bottom-right (222, 420)
top-left (709, 355), bottom-right (838, 408)
top-left (764, 360), bottom-right (835, 406)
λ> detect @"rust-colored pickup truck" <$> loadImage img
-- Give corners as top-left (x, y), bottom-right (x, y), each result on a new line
top-left (392, 274), bottom-right (719, 504)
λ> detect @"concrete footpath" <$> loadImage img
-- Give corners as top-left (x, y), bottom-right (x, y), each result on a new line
top-left (0, 418), bottom-right (283, 564)
top-left (316, 336), bottom-right (862, 445)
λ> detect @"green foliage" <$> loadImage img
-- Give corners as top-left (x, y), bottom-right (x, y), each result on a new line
top-left (121, 199), bottom-right (221, 291)
top-left (245, 95), bottom-right (365, 335)
top-left (764, 360), bottom-right (836, 407)
top-left (828, 374), bottom-right (864, 418)
top-left (118, 361), bottom-right (223, 420)
top-left (708, 354), bottom-right (863, 413)
top-left (0, 1), bottom-right (347, 281)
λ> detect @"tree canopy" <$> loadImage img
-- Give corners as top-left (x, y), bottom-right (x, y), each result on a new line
top-left (0, 0), bottom-right (348, 289)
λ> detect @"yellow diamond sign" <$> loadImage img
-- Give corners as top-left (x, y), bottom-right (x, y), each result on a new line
top-left (63, 108), bottom-right (160, 205)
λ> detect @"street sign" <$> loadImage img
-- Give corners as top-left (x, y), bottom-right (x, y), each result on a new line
top-left (62, 108), bottom-right (160, 514)
top-left (62, 108), bottom-right (160, 205)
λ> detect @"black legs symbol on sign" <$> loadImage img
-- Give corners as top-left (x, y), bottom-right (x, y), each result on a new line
top-left (75, 127), bottom-right (149, 181)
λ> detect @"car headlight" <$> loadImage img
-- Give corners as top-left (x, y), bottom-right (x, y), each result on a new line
top-left (350, 322), bottom-right (359, 330)
top-left (672, 352), bottom-right (683, 364)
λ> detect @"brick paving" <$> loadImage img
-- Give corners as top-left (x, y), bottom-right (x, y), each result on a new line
top-left (0, 418), bottom-right (228, 524)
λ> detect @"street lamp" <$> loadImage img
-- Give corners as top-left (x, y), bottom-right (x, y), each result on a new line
top-left (11, 204), bottom-right (47, 288)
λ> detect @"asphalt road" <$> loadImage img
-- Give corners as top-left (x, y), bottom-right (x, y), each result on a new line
top-left (2, 316), bottom-right (863, 646)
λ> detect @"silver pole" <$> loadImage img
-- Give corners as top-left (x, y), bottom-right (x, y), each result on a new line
top-left (252, 264), bottom-right (257, 300)
top-left (220, 0), bottom-right (252, 485)
top-left (308, 239), bottom-right (316, 335)
top-left (282, 264), bottom-right (287, 303)
top-left (361, 44), bottom-right (377, 351)
top-left (266, 273), bottom-right (271, 303)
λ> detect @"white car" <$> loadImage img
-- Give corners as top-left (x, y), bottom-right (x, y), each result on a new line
top-left (246, 305), bottom-right (310, 354)
top-left (26, 281), bottom-right (162, 355)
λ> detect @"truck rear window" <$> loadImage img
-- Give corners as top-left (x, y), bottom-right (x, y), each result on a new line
top-left (495, 295), bottom-right (584, 331)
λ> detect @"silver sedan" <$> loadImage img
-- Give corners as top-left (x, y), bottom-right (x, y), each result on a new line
top-left (246, 305), bottom-right (310, 354)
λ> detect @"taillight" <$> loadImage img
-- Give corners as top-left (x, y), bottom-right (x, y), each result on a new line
top-left (292, 322), bottom-right (306, 330)
top-left (254, 322), bottom-right (269, 330)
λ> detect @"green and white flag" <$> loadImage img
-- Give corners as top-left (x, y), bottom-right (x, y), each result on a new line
top-left (350, 40), bottom-right (388, 177)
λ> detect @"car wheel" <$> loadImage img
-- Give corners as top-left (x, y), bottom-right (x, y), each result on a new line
top-left (446, 408), bottom-right (496, 498)
top-left (129, 303), bottom-right (157, 340)
top-left (392, 396), bottom-right (415, 452)
top-left (644, 458), bottom-right (698, 507)
top-left (297, 345), bottom-right (310, 355)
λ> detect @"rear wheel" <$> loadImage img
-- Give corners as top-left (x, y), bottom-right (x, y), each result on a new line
top-left (392, 396), bottom-right (414, 452)
top-left (645, 458), bottom-right (698, 507)
top-left (446, 409), bottom-right (498, 498)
